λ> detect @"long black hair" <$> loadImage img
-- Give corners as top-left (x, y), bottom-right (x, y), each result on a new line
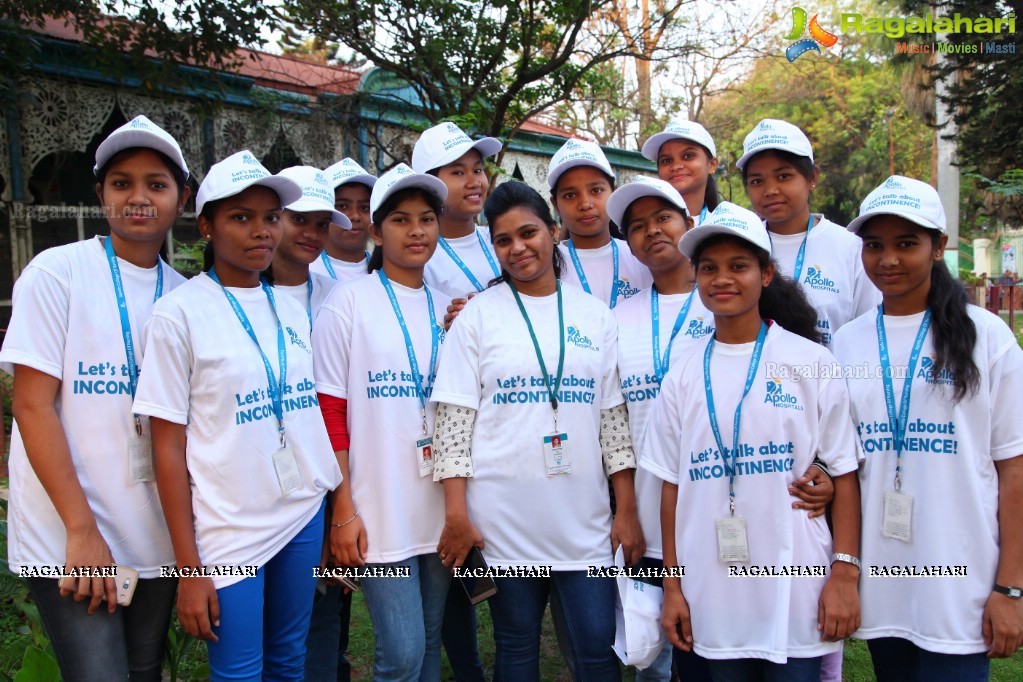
top-left (484, 181), bottom-right (566, 287)
top-left (367, 186), bottom-right (446, 273)
top-left (704, 170), bottom-right (721, 212)
top-left (925, 232), bottom-right (979, 402)
top-left (692, 234), bottom-right (822, 344)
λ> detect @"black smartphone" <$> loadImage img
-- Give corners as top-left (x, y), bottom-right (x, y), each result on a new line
top-left (459, 547), bottom-right (498, 605)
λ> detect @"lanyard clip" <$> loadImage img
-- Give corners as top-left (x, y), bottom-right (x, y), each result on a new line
top-left (553, 408), bottom-right (559, 433)
top-left (279, 424), bottom-right (287, 449)
top-left (134, 414), bottom-right (143, 438)
top-left (894, 471), bottom-right (902, 492)
top-left (729, 498), bottom-right (736, 516)
top-left (421, 409), bottom-right (429, 437)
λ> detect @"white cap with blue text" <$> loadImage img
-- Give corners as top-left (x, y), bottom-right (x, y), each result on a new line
top-left (606, 175), bottom-right (691, 228)
top-left (195, 150), bottom-right (302, 216)
top-left (277, 166), bottom-right (352, 229)
top-left (370, 163), bottom-right (449, 216)
top-left (94, 115), bottom-right (190, 178)
top-left (678, 201), bottom-right (772, 260)
top-left (846, 175), bottom-right (946, 235)
top-left (736, 119), bottom-right (814, 170)
top-left (324, 157), bottom-right (378, 190)
top-left (411, 122), bottom-right (502, 174)
top-left (641, 118), bottom-right (717, 162)
top-left (548, 138), bottom-right (615, 190)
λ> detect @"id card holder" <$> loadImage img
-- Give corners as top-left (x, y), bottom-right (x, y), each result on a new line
top-left (882, 489), bottom-right (913, 542)
top-left (716, 516), bottom-right (750, 563)
top-left (416, 435), bottom-right (435, 478)
top-left (542, 432), bottom-right (572, 477)
top-left (128, 434), bottom-right (155, 483)
top-left (272, 445), bottom-right (303, 496)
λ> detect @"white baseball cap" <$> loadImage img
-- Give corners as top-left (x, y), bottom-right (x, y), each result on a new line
top-left (411, 122), bottom-right (502, 174)
top-left (641, 119), bottom-right (717, 162)
top-left (678, 201), bottom-right (772, 260)
top-left (277, 166), bottom-right (351, 229)
top-left (846, 175), bottom-right (947, 235)
top-left (94, 115), bottom-right (189, 178)
top-left (736, 119), bottom-right (814, 170)
top-left (606, 175), bottom-right (691, 229)
top-left (548, 138), bottom-right (615, 190)
top-left (195, 151), bottom-right (302, 216)
top-left (370, 163), bottom-right (449, 217)
top-left (324, 157), bottom-right (377, 190)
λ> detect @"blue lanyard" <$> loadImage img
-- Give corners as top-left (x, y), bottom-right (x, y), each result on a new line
top-left (876, 306), bottom-right (932, 491)
top-left (698, 205), bottom-right (708, 225)
top-left (320, 250), bottom-right (370, 280)
top-left (209, 269), bottom-right (288, 446)
top-left (438, 230), bottom-right (501, 292)
top-left (703, 321), bottom-right (768, 515)
top-left (767, 214), bottom-right (814, 282)
top-left (104, 237), bottom-right (163, 423)
top-left (567, 239), bottom-right (621, 309)
top-left (377, 269), bottom-right (440, 433)
top-left (305, 277), bottom-right (313, 329)
top-left (651, 288), bottom-right (696, 384)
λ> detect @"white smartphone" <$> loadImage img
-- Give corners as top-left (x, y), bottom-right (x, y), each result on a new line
top-left (58, 565), bottom-right (139, 606)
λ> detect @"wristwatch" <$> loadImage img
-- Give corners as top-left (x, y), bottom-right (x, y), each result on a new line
top-left (993, 584), bottom-right (1023, 599)
top-left (830, 553), bottom-right (861, 571)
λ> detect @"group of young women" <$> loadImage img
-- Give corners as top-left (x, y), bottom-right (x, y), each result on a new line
top-left (2, 111), bottom-right (1021, 682)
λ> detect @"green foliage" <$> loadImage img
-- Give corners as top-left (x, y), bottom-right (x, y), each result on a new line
top-left (172, 239), bottom-right (206, 278)
top-left (968, 170), bottom-right (1023, 197)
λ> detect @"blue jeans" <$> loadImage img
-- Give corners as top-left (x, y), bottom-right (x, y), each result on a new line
top-left (207, 503), bottom-right (324, 682)
top-left (28, 576), bottom-right (177, 682)
top-left (304, 580), bottom-right (352, 681)
top-left (360, 553), bottom-right (451, 682)
top-left (867, 637), bottom-right (990, 682)
top-left (706, 656), bottom-right (822, 682)
top-left (635, 642), bottom-right (673, 682)
top-left (441, 582), bottom-right (485, 681)
top-left (489, 571), bottom-right (619, 682)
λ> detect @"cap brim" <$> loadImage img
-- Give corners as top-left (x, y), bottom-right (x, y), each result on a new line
top-left (371, 173), bottom-right (449, 214)
top-left (94, 130), bottom-right (189, 178)
top-left (548, 158), bottom-right (614, 190)
top-left (330, 173), bottom-right (377, 190)
top-left (640, 132), bottom-right (715, 162)
top-left (253, 176), bottom-right (304, 210)
top-left (846, 209), bottom-right (945, 235)
top-left (425, 137), bottom-right (502, 172)
top-left (678, 222), bottom-right (772, 260)
top-left (286, 198), bottom-right (352, 230)
top-left (606, 183), bottom-right (689, 228)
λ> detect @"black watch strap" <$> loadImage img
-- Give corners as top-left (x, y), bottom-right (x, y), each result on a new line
top-left (993, 584), bottom-right (1023, 599)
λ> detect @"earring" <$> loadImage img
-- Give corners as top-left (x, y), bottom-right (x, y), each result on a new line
top-left (203, 234), bottom-right (211, 241)
top-left (178, 207), bottom-right (184, 216)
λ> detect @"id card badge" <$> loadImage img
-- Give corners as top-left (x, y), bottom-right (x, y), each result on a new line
top-left (416, 435), bottom-right (435, 478)
top-left (272, 445), bottom-right (303, 496)
top-left (128, 434), bottom-right (155, 484)
top-left (542, 432), bottom-right (572, 477)
top-left (882, 489), bottom-right (913, 542)
top-left (716, 515), bottom-right (750, 563)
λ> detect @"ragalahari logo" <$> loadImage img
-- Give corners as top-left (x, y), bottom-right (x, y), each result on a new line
top-left (784, 7), bottom-right (839, 62)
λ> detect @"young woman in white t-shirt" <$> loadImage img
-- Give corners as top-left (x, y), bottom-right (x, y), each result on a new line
top-left (607, 179), bottom-right (836, 682)
top-left (133, 151), bottom-right (343, 681)
top-left (0, 115), bottom-right (190, 682)
top-left (550, 138), bottom-right (652, 308)
top-left (431, 180), bottom-right (644, 681)
top-left (643, 202), bottom-right (862, 681)
top-left (640, 119), bottom-right (720, 225)
top-left (833, 176), bottom-right (1023, 678)
top-left (739, 119), bottom-right (878, 347)
top-left (312, 164), bottom-right (452, 682)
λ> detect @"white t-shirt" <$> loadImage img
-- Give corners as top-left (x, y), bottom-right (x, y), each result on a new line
top-left (312, 272), bottom-right (448, 564)
top-left (558, 238), bottom-right (653, 308)
top-left (833, 305), bottom-right (1023, 654)
top-left (309, 252), bottom-right (369, 283)
top-left (133, 272), bottom-right (342, 588)
top-left (614, 287), bottom-right (715, 559)
top-left (273, 273), bottom-right (337, 326)
top-left (430, 282), bottom-right (624, 570)
top-left (0, 236), bottom-right (185, 578)
top-left (641, 323), bottom-right (860, 662)
top-left (768, 215), bottom-right (879, 346)
top-left (424, 226), bottom-right (500, 302)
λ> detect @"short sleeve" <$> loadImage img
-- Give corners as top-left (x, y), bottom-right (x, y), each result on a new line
top-left (311, 296), bottom-right (353, 399)
top-left (0, 265), bottom-right (71, 378)
top-left (429, 302), bottom-right (483, 410)
top-left (133, 311), bottom-right (193, 425)
top-left (989, 331), bottom-right (1023, 461)
top-left (599, 313), bottom-right (625, 410)
top-left (638, 379), bottom-right (682, 484)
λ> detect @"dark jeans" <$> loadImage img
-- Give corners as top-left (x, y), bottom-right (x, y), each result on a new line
top-left (706, 656), bottom-right (822, 682)
top-left (441, 582), bottom-right (485, 681)
top-left (867, 637), bottom-right (990, 682)
top-left (673, 647), bottom-right (713, 682)
top-left (28, 576), bottom-right (177, 682)
top-left (304, 581), bottom-right (353, 681)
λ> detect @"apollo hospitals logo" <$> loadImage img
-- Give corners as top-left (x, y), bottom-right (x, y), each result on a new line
top-left (917, 355), bottom-right (955, 386)
top-left (683, 316), bottom-right (713, 339)
top-left (567, 324), bottom-right (598, 351)
top-left (286, 326), bottom-right (311, 354)
top-left (616, 278), bottom-right (642, 300)
top-left (783, 7), bottom-right (839, 62)
top-left (803, 265), bottom-right (839, 293)
top-left (764, 378), bottom-right (804, 410)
